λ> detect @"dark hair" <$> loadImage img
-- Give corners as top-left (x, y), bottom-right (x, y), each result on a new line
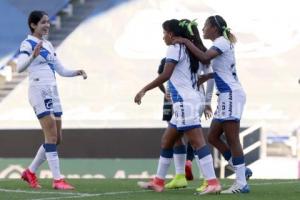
top-left (162, 19), bottom-right (199, 75)
top-left (207, 15), bottom-right (237, 43)
top-left (28, 10), bottom-right (48, 33)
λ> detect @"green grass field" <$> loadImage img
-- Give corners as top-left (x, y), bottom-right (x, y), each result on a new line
top-left (0, 179), bottom-right (299, 200)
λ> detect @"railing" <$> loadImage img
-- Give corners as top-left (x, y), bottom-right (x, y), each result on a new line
top-left (218, 124), bottom-right (263, 178)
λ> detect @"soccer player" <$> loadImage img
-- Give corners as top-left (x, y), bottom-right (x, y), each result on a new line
top-left (163, 19), bottom-right (215, 190)
top-left (173, 15), bottom-right (250, 193)
top-left (17, 10), bottom-right (87, 190)
top-left (157, 58), bottom-right (203, 184)
top-left (134, 19), bottom-right (221, 194)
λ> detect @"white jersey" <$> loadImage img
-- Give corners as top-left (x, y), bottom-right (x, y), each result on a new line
top-left (165, 44), bottom-right (203, 131)
top-left (17, 35), bottom-right (77, 86)
top-left (210, 36), bottom-right (243, 93)
top-left (166, 44), bottom-right (200, 103)
top-left (16, 35), bottom-right (78, 118)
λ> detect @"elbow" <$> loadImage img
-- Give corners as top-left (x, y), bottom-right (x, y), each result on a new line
top-left (16, 66), bottom-right (23, 73)
top-left (162, 74), bottom-right (171, 82)
top-left (202, 57), bottom-right (211, 64)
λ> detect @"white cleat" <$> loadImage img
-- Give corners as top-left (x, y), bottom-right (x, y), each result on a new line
top-left (195, 184), bottom-right (222, 195)
top-left (221, 182), bottom-right (250, 194)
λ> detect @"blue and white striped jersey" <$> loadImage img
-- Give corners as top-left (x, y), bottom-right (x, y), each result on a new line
top-left (210, 36), bottom-right (243, 93)
top-left (165, 44), bottom-right (201, 103)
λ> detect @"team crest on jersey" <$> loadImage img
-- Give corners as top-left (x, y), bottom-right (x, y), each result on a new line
top-left (44, 99), bottom-right (53, 109)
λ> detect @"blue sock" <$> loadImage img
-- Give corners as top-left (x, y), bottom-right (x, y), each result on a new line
top-left (186, 143), bottom-right (194, 161)
top-left (222, 150), bottom-right (232, 161)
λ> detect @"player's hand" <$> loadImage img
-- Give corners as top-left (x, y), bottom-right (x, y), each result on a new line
top-left (77, 70), bottom-right (87, 79)
top-left (172, 37), bottom-right (188, 45)
top-left (33, 42), bottom-right (43, 58)
top-left (198, 74), bottom-right (210, 85)
top-left (204, 105), bottom-right (213, 120)
top-left (134, 89), bottom-right (146, 105)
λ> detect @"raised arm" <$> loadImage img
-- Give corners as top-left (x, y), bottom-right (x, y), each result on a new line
top-left (173, 37), bottom-right (219, 63)
top-left (17, 41), bottom-right (42, 73)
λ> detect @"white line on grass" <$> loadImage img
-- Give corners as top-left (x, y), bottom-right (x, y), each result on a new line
top-left (0, 180), bottom-right (298, 200)
top-left (29, 190), bottom-right (153, 200)
top-left (30, 180), bottom-right (300, 200)
top-left (0, 188), bottom-right (85, 195)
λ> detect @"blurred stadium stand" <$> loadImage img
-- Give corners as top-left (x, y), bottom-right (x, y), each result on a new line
top-left (0, 0), bottom-right (129, 102)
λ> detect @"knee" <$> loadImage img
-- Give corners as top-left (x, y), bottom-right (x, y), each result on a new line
top-left (208, 133), bottom-right (219, 145)
top-left (47, 136), bottom-right (57, 144)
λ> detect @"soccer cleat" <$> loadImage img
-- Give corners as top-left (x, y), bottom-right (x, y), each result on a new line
top-left (245, 167), bottom-right (253, 180)
top-left (221, 182), bottom-right (250, 194)
top-left (53, 179), bottom-right (75, 190)
top-left (137, 177), bottom-right (165, 192)
top-left (196, 179), bottom-right (208, 192)
top-left (21, 169), bottom-right (41, 189)
top-left (165, 174), bottom-right (187, 189)
top-left (185, 160), bottom-right (194, 181)
top-left (195, 179), bottom-right (221, 195)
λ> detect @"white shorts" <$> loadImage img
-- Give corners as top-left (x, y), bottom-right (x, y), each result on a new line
top-left (169, 99), bottom-right (202, 131)
top-left (213, 90), bottom-right (246, 122)
top-left (28, 84), bottom-right (63, 119)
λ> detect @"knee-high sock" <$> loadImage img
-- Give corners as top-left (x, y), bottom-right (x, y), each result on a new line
top-left (44, 144), bottom-right (61, 180)
top-left (186, 143), bottom-right (194, 161)
top-left (28, 145), bottom-right (46, 173)
top-left (232, 156), bottom-right (247, 186)
top-left (195, 145), bottom-right (216, 180)
top-left (156, 148), bottom-right (173, 179)
top-left (173, 145), bottom-right (186, 175)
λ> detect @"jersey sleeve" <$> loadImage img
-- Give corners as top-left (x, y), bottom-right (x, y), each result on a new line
top-left (157, 58), bottom-right (166, 74)
top-left (210, 37), bottom-right (230, 54)
top-left (165, 44), bottom-right (181, 64)
top-left (18, 41), bottom-right (33, 56)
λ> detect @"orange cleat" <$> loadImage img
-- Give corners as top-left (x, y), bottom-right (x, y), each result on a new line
top-left (21, 169), bottom-right (41, 189)
top-left (195, 179), bottom-right (221, 195)
top-left (52, 179), bottom-right (75, 190)
top-left (185, 160), bottom-right (194, 181)
top-left (137, 177), bottom-right (165, 192)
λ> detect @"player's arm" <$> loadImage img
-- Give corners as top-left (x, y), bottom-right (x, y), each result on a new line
top-left (17, 42), bottom-right (42, 73)
top-left (172, 37), bottom-right (219, 63)
top-left (54, 58), bottom-right (87, 79)
top-left (158, 84), bottom-right (166, 94)
top-left (203, 65), bottom-right (214, 119)
top-left (203, 65), bottom-right (214, 104)
top-left (134, 62), bottom-right (175, 104)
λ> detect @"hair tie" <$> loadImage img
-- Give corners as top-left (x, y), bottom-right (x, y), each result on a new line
top-left (222, 26), bottom-right (231, 40)
top-left (187, 19), bottom-right (198, 36)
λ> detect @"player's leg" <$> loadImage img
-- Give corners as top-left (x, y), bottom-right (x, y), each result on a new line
top-left (185, 142), bottom-right (194, 180)
top-left (138, 126), bottom-right (182, 192)
top-left (185, 127), bottom-right (221, 195)
top-left (22, 86), bottom-right (47, 189)
top-left (220, 92), bottom-right (249, 194)
top-left (165, 136), bottom-right (188, 189)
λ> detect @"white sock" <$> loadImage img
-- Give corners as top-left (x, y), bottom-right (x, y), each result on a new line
top-left (173, 154), bottom-right (186, 175)
top-left (156, 156), bottom-right (172, 179)
top-left (196, 155), bottom-right (216, 180)
top-left (45, 151), bottom-right (61, 180)
top-left (234, 163), bottom-right (247, 186)
top-left (28, 145), bottom-right (46, 173)
top-left (194, 155), bottom-right (203, 178)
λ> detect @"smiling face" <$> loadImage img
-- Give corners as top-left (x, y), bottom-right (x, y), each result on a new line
top-left (31, 15), bottom-right (50, 38)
